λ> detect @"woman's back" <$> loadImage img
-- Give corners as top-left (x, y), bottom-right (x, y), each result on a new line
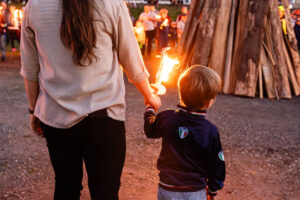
top-left (20, 1), bottom-right (161, 199)
top-left (21, 0), bottom-right (148, 128)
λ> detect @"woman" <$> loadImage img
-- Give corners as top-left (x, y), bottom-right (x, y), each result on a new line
top-left (20, 0), bottom-right (161, 199)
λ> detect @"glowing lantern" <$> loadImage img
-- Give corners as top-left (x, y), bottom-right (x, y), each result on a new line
top-left (156, 15), bottom-right (162, 20)
top-left (162, 19), bottom-right (169, 27)
top-left (134, 26), bottom-right (143, 35)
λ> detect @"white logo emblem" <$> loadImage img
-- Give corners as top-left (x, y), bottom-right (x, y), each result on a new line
top-left (218, 151), bottom-right (225, 161)
top-left (178, 127), bottom-right (189, 139)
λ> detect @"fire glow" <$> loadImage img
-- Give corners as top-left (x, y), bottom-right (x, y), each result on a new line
top-left (157, 55), bottom-right (179, 83)
top-left (13, 9), bottom-right (23, 27)
top-left (19, 10), bottom-right (23, 20)
top-left (152, 49), bottom-right (179, 95)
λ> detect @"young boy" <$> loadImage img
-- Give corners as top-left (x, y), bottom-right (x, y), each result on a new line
top-left (144, 66), bottom-right (225, 200)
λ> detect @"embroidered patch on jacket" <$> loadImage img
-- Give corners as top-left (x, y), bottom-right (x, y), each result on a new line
top-left (218, 151), bottom-right (225, 161)
top-left (178, 127), bottom-right (189, 139)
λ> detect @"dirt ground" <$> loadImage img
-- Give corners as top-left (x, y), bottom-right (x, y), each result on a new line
top-left (0, 57), bottom-right (300, 200)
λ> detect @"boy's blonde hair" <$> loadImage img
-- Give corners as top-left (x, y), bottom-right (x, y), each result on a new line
top-left (178, 65), bottom-right (221, 109)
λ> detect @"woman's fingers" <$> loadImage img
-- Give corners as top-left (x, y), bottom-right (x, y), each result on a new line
top-left (30, 115), bottom-right (44, 137)
top-left (145, 94), bottom-right (162, 111)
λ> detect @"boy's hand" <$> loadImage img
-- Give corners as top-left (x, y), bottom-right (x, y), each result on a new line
top-left (206, 187), bottom-right (217, 200)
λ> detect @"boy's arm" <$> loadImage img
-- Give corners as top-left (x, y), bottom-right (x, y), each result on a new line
top-left (207, 128), bottom-right (226, 197)
top-left (144, 106), bottom-right (162, 138)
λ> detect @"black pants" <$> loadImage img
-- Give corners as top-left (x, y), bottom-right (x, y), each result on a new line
top-left (41, 109), bottom-right (126, 200)
top-left (142, 30), bottom-right (155, 56)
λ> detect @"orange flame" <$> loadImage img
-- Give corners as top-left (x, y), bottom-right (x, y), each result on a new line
top-left (157, 55), bottom-right (179, 83)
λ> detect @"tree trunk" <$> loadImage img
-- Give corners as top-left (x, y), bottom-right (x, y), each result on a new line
top-left (223, 0), bottom-right (237, 94)
top-left (282, 0), bottom-right (300, 86)
top-left (261, 47), bottom-right (276, 99)
top-left (258, 51), bottom-right (263, 99)
top-left (179, 0), bottom-right (299, 99)
top-left (190, 0), bottom-right (221, 66)
top-left (269, 0), bottom-right (291, 98)
top-left (234, 0), bottom-right (268, 97)
top-left (282, 38), bottom-right (300, 95)
top-left (209, 0), bottom-right (233, 79)
top-left (228, 0), bottom-right (249, 94)
top-left (180, 0), bottom-right (205, 68)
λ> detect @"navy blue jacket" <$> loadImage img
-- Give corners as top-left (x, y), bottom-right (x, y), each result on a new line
top-left (144, 105), bottom-right (225, 195)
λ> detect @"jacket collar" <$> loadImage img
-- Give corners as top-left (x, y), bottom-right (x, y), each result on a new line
top-left (177, 105), bottom-right (206, 117)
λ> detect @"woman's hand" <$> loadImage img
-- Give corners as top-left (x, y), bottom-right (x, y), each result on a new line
top-left (207, 195), bottom-right (216, 200)
top-left (134, 79), bottom-right (162, 111)
top-left (30, 114), bottom-right (44, 137)
top-left (145, 94), bottom-right (162, 111)
top-left (24, 79), bottom-right (42, 136)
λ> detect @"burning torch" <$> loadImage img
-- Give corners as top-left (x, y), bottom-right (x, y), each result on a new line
top-left (151, 47), bottom-right (179, 95)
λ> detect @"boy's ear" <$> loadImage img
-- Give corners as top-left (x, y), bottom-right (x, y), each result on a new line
top-left (205, 98), bottom-right (216, 109)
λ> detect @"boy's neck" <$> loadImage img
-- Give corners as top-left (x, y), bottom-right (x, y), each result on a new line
top-left (179, 104), bottom-right (207, 111)
top-left (178, 104), bottom-right (206, 112)
top-left (177, 105), bottom-right (206, 117)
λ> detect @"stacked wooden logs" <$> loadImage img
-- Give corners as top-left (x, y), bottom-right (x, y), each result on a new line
top-left (179, 0), bottom-right (300, 99)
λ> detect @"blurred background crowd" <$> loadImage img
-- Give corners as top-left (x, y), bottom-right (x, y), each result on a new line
top-left (128, 0), bottom-right (300, 58)
top-left (131, 4), bottom-right (188, 56)
top-left (0, 0), bottom-right (26, 61)
top-left (0, 0), bottom-right (299, 62)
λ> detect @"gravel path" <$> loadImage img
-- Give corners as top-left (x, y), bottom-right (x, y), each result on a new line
top-left (0, 61), bottom-right (299, 200)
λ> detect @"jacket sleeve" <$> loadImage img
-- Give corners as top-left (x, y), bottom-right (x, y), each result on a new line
top-left (144, 107), bottom-right (162, 138)
top-left (207, 127), bottom-right (226, 196)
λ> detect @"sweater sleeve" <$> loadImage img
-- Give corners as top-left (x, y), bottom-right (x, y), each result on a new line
top-left (20, 1), bottom-right (40, 81)
top-left (144, 107), bottom-right (163, 138)
top-left (115, 1), bottom-right (149, 83)
top-left (207, 127), bottom-right (226, 196)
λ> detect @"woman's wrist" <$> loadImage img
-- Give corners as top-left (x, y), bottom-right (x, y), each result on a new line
top-left (28, 108), bottom-right (34, 114)
top-left (145, 92), bottom-right (155, 102)
top-left (135, 79), bottom-right (154, 100)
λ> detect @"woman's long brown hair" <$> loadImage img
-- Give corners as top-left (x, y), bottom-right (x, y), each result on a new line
top-left (60, 0), bottom-right (98, 66)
